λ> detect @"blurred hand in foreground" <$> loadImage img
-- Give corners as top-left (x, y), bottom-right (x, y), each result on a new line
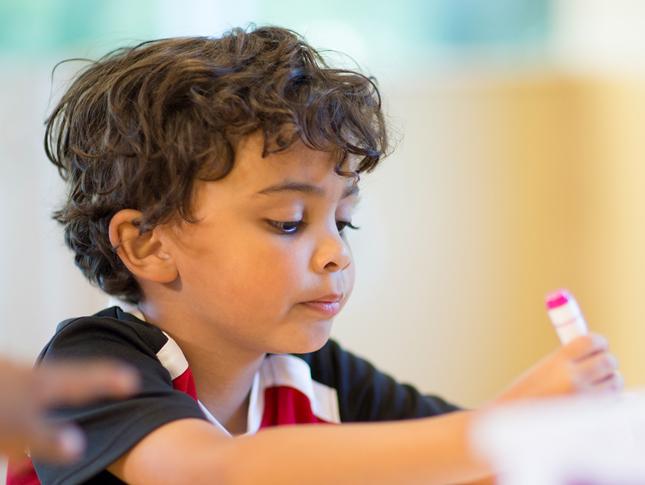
top-left (0, 357), bottom-right (139, 463)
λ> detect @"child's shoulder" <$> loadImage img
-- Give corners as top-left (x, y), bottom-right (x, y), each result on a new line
top-left (40, 306), bottom-right (167, 363)
top-left (32, 307), bottom-right (207, 484)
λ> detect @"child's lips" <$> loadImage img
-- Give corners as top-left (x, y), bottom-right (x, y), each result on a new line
top-left (300, 300), bottom-right (342, 317)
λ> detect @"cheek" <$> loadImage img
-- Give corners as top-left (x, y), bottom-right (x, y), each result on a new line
top-left (217, 237), bottom-right (308, 308)
top-left (251, 246), bottom-right (301, 289)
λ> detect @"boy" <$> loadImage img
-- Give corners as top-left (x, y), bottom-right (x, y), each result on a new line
top-left (12, 26), bottom-right (621, 484)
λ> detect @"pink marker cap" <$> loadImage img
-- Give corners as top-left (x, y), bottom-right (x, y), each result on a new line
top-left (545, 289), bottom-right (571, 310)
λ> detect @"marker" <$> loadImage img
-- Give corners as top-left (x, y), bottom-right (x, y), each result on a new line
top-left (545, 289), bottom-right (589, 344)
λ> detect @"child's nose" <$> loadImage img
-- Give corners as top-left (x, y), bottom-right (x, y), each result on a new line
top-left (311, 230), bottom-right (351, 274)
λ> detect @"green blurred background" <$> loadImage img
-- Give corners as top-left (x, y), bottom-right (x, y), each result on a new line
top-left (0, 0), bottom-right (551, 61)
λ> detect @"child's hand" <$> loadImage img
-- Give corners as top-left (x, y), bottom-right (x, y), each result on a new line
top-left (493, 333), bottom-right (623, 404)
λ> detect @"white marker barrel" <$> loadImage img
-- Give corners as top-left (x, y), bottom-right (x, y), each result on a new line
top-left (546, 289), bottom-right (589, 344)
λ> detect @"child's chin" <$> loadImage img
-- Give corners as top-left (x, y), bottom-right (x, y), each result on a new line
top-left (274, 326), bottom-right (332, 355)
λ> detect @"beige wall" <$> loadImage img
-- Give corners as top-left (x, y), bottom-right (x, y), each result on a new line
top-left (334, 72), bottom-right (645, 407)
top-left (575, 77), bottom-right (645, 389)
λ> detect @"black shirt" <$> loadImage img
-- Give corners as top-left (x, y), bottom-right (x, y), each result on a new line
top-left (26, 307), bottom-right (458, 484)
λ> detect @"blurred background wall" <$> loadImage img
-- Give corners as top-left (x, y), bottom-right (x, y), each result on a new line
top-left (1, 2), bottom-right (645, 465)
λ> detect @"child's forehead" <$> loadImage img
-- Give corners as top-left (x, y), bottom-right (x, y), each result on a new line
top-left (230, 133), bottom-right (359, 192)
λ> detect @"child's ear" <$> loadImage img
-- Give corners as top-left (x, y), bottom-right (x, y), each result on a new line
top-left (108, 209), bottom-right (178, 283)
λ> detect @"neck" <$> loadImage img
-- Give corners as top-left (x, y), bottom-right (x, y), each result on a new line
top-left (181, 337), bottom-right (264, 435)
top-left (138, 300), bottom-right (265, 435)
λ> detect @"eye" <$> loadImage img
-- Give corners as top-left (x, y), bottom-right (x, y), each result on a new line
top-left (266, 219), bottom-right (359, 235)
top-left (267, 220), bottom-right (304, 235)
top-left (336, 221), bottom-right (360, 233)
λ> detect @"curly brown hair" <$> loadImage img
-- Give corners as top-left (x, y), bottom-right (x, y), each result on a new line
top-left (46, 25), bottom-right (388, 304)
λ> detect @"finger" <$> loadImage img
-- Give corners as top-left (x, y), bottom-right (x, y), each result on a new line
top-left (571, 352), bottom-right (619, 390)
top-left (590, 370), bottom-right (624, 394)
top-left (562, 333), bottom-right (609, 361)
top-left (34, 361), bottom-right (139, 407)
top-left (25, 422), bottom-right (85, 464)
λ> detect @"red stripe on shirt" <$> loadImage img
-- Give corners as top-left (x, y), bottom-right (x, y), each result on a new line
top-left (260, 385), bottom-right (329, 427)
top-left (172, 367), bottom-right (197, 400)
top-left (6, 459), bottom-right (40, 485)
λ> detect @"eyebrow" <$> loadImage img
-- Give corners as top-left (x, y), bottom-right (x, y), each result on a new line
top-left (256, 181), bottom-right (359, 199)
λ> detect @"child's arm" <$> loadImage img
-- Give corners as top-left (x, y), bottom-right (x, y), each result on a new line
top-left (110, 411), bottom-right (485, 485)
top-left (107, 333), bottom-right (619, 485)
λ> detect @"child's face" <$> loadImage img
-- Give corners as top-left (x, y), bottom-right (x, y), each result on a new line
top-left (160, 132), bottom-right (359, 354)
